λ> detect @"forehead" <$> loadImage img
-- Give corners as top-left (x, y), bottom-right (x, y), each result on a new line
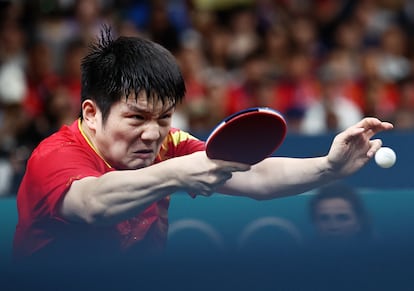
top-left (121, 92), bottom-right (175, 113)
top-left (316, 198), bottom-right (354, 213)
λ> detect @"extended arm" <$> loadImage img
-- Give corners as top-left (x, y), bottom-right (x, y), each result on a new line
top-left (60, 152), bottom-right (250, 225)
top-left (220, 117), bottom-right (393, 199)
top-left (221, 156), bottom-right (333, 199)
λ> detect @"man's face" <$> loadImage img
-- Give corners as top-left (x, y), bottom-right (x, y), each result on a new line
top-left (313, 198), bottom-right (361, 239)
top-left (94, 93), bottom-right (174, 170)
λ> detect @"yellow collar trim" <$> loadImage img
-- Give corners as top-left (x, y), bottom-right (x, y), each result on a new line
top-left (78, 119), bottom-right (112, 169)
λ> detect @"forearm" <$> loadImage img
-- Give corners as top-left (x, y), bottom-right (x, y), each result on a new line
top-left (221, 156), bottom-right (337, 200)
top-left (61, 159), bottom-right (181, 225)
top-left (218, 117), bottom-right (394, 199)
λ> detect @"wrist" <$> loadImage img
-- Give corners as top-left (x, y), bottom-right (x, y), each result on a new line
top-left (320, 156), bottom-right (342, 181)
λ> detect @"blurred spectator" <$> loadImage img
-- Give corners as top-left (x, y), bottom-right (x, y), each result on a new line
top-left (176, 30), bottom-right (206, 102)
top-left (334, 18), bottom-right (364, 55)
top-left (0, 62), bottom-right (28, 196)
top-left (147, 0), bottom-right (180, 53)
top-left (34, 0), bottom-right (113, 72)
top-left (300, 50), bottom-right (363, 135)
top-left (23, 40), bottom-right (60, 119)
top-left (36, 38), bottom-right (85, 135)
top-left (308, 182), bottom-right (375, 247)
top-left (352, 0), bottom-right (398, 47)
top-left (186, 67), bottom-right (232, 137)
top-left (392, 76), bottom-right (414, 130)
top-left (0, 20), bottom-right (26, 70)
top-left (377, 24), bottom-right (411, 83)
top-left (58, 38), bottom-right (87, 119)
top-left (225, 49), bottom-right (276, 116)
top-left (226, 5), bottom-right (261, 69)
top-left (312, 0), bottom-right (354, 49)
top-left (275, 50), bottom-right (321, 124)
top-left (174, 29), bottom-right (207, 132)
top-left (399, 0), bottom-right (414, 40)
top-left (68, 0), bottom-right (114, 57)
top-left (289, 15), bottom-right (324, 60)
top-left (262, 23), bottom-right (290, 79)
top-left (254, 0), bottom-right (287, 34)
top-left (203, 25), bottom-right (233, 70)
top-left (358, 48), bottom-right (400, 120)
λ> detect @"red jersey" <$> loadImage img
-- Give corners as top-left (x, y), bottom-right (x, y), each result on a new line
top-left (13, 119), bottom-right (205, 260)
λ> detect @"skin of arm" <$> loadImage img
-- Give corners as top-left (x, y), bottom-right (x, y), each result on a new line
top-left (219, 117), bottom-right (394, 199)
top-left (61, 151), bottom-right (250, 226)
top-left (221, 156), bottom-right (333, 199)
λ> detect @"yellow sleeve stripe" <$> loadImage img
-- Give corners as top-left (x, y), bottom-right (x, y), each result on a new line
top-left (169, 130), bottom-right (199, 147)
top-left (157, 130), bottom-right (200, 161)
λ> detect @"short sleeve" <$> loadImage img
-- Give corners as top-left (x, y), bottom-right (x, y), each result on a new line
top-left (22, 142), bottom-right (110, 219)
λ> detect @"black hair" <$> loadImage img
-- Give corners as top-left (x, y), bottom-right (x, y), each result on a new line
top-left (80, 26), bottom-right (185, 123)
top-left (309, 182), bottom-right (372, 236)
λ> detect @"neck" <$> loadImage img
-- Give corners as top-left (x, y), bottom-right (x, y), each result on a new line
top-left (78, 119), bottom-right (112, 168)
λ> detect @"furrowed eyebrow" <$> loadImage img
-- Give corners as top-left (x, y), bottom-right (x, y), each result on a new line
top-left (161, 104), bottom-right (175, 114)
top-left (125, 103), bottom-right (175, 115)
top-left (126, 103), bottom-right (148, 113)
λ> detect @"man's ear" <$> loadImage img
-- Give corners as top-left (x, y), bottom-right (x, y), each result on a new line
top-left (82, 100), bottom-right (99, 130)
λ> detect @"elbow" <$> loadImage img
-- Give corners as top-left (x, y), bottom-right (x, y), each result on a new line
top-left (63, 177), bottom-right (117, 226)
top-left (82, 195), bottom-right (110, 226)
top-left (83, 211), bottom-right (104, 226)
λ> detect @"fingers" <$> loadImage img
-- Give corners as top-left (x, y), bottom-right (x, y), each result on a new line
top-left (192, 173), bottom-right (230, 197)
top-left (342, 126), bottom-right (365, 140)
top-left (367, 139), bottom-right (383, 158)
top-left (342, 119), bottom-right (393, 145)
top-left (343, 122), bottom-right (385, 158)
top-left (355, 117), bottom-right (390, 129)
top-left (225, 163), bottom-right (251, 172)
top-left (354, 118), bottom-right (394, 138)
top-left (183, 152), bottom-right (250, 197)
top-left (209, 159), bottom-right (251, 172)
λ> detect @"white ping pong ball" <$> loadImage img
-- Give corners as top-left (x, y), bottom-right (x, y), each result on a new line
top-left (374, 147), bottom-right (396, 168)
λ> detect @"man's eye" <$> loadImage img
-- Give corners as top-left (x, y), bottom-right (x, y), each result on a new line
top-left (160, 114), bottom-right (172, 120)
top-left (133, 115), bottom-right (145, 120)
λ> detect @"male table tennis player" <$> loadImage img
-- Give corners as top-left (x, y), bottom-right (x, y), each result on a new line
top-left (13, 28), bottom-right (393, 263)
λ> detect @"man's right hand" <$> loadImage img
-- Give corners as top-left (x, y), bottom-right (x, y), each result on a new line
top-left (175, 151), bottom-right (251, 197)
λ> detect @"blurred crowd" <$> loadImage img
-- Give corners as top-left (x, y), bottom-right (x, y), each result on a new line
top-left (1, 0), bottom-right (414, 196)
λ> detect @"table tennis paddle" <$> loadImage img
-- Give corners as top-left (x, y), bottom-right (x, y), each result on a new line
top-left (205, 107), bottom-right (287, 165)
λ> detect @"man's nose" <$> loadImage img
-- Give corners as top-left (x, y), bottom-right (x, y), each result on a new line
top-left (141, 121), bottom-right (160, 140)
